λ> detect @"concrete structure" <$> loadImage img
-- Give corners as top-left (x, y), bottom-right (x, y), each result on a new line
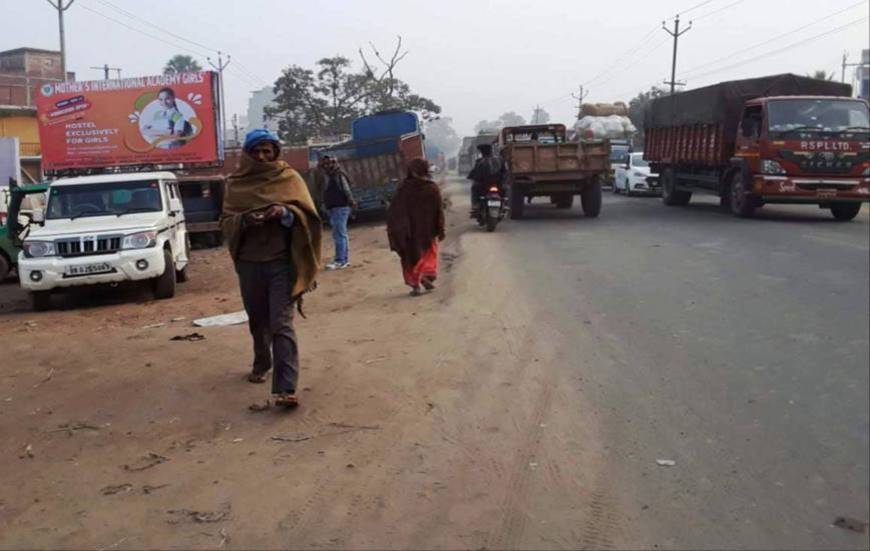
top-left (245, 86), bottom-right (277, 134)
top-left (858, 49), bottom-right (869, 100)
top-left (0, 47), bottom-right (74, 182)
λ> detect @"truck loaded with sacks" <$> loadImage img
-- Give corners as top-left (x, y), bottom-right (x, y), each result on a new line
top-left (644, 73), bottom-right (870, 219)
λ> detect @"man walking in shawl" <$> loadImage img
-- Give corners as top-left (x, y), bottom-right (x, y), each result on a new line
top-left (387, 158), bottom-right (446, 296)
top-left (221, 129), bottom-right (322, 408)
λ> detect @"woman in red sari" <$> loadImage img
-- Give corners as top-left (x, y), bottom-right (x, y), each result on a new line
top-left (387, 158), bottom-right (446, 296)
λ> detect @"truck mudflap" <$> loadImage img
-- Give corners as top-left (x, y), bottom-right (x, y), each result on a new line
top-left (752, 175), bottom-right (870, 203)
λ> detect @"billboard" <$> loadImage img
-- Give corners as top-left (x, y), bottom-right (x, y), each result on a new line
top-left (36, 72), bottom-right (221, 172)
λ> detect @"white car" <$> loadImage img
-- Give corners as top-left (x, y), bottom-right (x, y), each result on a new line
top-left (18, 171), bottom-right (189, 310)
top-left (614, 152), bottom-right (660, 196)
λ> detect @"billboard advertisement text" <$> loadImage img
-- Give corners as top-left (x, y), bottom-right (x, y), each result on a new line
top-left (36, 72), bottom-right (221, 172)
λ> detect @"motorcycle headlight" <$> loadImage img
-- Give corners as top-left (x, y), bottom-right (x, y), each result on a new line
top-left (121, 231), bottom-right (157, 250)
top-left (23, 241), bottom-right (56, 258)
top-left (761, 159), bottom-right (786, 175)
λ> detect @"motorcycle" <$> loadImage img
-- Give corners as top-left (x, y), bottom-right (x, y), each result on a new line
top-left (476, 185), bottom-right (507, 232)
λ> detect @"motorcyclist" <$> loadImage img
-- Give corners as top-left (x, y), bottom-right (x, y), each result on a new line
top-left (466, 143), bottom-right (506, 216)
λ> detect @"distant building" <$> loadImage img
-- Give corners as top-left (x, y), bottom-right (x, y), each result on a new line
top-left (0, 47), bottom-right (74, 183)
top-left (857, 49), bottom-right (869, 100)
top-left (245, 86), bottom-right (277, 134)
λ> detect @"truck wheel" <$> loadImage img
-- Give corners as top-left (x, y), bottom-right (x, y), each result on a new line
top-left (31, 291), bottom-right (52, 311)
top-left (830, 202), bottom-right (861, 221)
top-left (581, 180), bottom-right (602, 218)
top-left (0, 254), bottom-right (10, 282)
top-left (510, 185), bottom-right (525, 219)
top-left (153, 249), bottom-right (177, 299)
top-left (554, 194), bottom-right (574, 209)
top-left (661, 169), bottom-right (691, 206)
top-left (729, 173), bottom-right (756, 218)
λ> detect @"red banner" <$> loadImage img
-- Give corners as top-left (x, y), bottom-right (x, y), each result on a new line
top-left (36, 72), bottom-right (221, 171)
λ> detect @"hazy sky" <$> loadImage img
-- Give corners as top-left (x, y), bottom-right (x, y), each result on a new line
top-left (5, 0), bottom-right (869, 137)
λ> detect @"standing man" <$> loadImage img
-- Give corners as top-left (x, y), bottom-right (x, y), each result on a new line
top-left (319, 155), bottom-right (356, 270)
top-left (221, 129), bottom-right (322, 408)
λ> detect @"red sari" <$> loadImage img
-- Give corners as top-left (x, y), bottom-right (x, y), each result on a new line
top-left (386, 171), bottom-right (445, 290)
top-left (403, 241), bottom-right (439, 287)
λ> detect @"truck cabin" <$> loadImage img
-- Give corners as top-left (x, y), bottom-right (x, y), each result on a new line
top-left (738, 96), bottom-right (870, 143)
top-left (501, 125), bottom-right (567, 146)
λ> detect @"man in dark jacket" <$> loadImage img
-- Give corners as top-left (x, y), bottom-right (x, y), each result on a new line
top-left (319, 156), bottom-right (356, 270)
top-left (467, 143), bottom-right (506, 214)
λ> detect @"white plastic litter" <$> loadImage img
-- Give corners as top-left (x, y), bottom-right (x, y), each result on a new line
top-left (193, 311), bottom-right (249, 328)
top-left (656, 459), bottom-right (677, 467)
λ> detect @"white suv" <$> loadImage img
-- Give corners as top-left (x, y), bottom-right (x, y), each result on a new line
top-left (18, 171), bottom-right (189, 310)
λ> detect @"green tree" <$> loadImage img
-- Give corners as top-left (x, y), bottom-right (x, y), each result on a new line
top-left (265, 44), bottom-right (441, 144)
top-left (163, 54), bottom-right (202, 75)
top-left (424, 117), bottom-right (460, 157)
top-left (530, 106), bottom-right (551, 124)
top-left (808, 70), bottom-right (834, 81)
top-left (627, 86), bottom-right (668, 147)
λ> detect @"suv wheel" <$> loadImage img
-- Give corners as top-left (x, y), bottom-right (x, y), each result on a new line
top-left (153, 248), bottom-right (177, 299)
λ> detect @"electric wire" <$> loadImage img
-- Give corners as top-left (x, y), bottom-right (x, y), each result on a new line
top-left (685, 16), bottom-right (869, 81)
top-left (679, 0), bottom-right (868, 77)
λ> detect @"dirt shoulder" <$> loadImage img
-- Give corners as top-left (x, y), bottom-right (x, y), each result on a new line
top-left (0, 180), bottom-right (609, 550)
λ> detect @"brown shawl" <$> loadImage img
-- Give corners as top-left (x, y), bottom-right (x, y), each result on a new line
top-left (386, 176), bottom-right (445, 269)
top-left (221, 155), bottom-right (322, 299)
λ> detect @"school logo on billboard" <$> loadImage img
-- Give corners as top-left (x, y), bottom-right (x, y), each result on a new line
top-left (41, 84), bottom-right (54, 98)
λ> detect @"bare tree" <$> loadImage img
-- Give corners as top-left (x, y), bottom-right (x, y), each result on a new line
top-left (359, 35), bottom-right (410, 102)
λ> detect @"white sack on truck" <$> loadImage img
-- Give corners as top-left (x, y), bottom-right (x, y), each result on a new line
top-left (574, 115), bottom-right (636, 140)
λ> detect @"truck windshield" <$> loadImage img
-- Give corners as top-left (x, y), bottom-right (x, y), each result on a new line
top-left (610, 145), bottom-right (630, 163)
top-left (768, 99), bottom-right (870, 135)
top-left (47, 180), bottom-right (163, 220)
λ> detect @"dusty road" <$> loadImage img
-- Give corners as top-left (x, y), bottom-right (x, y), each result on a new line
top-left (1, 176), bottom-right (868, 550)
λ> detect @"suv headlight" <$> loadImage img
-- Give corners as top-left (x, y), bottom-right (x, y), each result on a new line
top-left (633, 171), bottom-right (646, 177)
top-left (23, 241), bottom-right (56, 258)
top-left (121, 231), bottom-right (157, 250)
top-left (761, 159), bottom-right (786, 175)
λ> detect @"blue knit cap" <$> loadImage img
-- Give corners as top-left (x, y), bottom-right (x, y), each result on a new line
top-left (243, 128), bottom-right (281, 152)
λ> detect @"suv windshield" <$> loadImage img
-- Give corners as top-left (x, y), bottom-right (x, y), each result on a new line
top-left (631, 155), bottom-right (649, 168)
top-left (768, 99), bottom-right (870, 135)
top-left (47, 180), bottom-right (163, 220)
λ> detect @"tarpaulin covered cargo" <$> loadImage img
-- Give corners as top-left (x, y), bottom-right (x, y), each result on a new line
top-left (645, 73), bottom-right (851, 130)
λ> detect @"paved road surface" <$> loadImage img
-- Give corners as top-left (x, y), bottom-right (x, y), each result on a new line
top-left (452, 179), bottom-right (869, 549)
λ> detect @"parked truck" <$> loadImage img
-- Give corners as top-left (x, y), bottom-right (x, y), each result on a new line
top-left (316, 111), bottom-right (425, 215)
top-left (499, 124), bottom-right (609, 219)
top-left (645, 73), bottom-right (870, 219)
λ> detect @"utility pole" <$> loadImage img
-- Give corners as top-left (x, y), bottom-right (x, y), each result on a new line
top-left (45, 0), bottom-right (75, 80)
top-left (90, 64), bottom-right (121, 80)
top-left (571, 85), bottom-right (589, 119)
top-left (208, 51), bottom-right (231, 147)
top-left (662, 14), bottom-right (692, 95)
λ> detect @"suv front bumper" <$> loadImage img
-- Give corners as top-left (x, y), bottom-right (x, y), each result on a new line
top-left (18, 247), bottom-right (166, 291)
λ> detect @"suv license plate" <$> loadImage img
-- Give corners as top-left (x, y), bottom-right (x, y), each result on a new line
top-left (66, 262), bottom-right (112, 276)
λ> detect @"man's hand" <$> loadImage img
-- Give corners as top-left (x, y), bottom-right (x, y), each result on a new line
top-left (263, 205), bottom-right (286, 220)
top-left (246, 210), bottom-right (267, 225)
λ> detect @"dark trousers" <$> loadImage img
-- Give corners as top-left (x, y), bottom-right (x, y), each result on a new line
top-left (235, 259), bottom-right (298, 394)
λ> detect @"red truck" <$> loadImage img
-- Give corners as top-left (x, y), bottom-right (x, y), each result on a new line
top-left (645, 74), bottom-right (870, 220)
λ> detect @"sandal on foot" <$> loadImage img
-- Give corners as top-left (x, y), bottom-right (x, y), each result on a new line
top-left (274, 393), bottom-right (298, 408)
top-left (247, 372), bottom-right (268, 384)
top-left (421, 277), bottom-right (435, 291)
top-left (409, 287), bottom-right (423, 297)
